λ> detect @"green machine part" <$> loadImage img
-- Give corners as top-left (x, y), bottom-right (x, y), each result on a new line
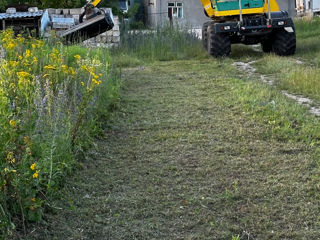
top-left (215, 0), bottom-right (265, 11)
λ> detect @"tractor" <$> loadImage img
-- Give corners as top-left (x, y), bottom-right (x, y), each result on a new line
top-left (200, 0), bottom-right (296, 57)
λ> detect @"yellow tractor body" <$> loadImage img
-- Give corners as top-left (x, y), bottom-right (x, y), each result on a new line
top-left (200, 0), bottom-right (296, 57)
top-left (201, 0), bottom-right (280, 18)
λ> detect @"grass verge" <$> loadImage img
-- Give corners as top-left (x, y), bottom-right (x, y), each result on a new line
top-left (253, 18), bottom-right (320, 100)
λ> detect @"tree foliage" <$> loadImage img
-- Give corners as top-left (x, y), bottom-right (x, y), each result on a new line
top-left (0, 0), bottom-right (119, 11)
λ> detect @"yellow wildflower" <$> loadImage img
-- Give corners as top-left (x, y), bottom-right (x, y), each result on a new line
top-left (7, 43), bottom-right (15, 50)
top-left (30, 162), bottom-right (36, 170)
top-left (61, 65), bottom-right (68, 74)
top-left (69, 67), bottom-right (76, 75)
top-left (81, 82), bottom-right (85, 86)
top-left (25, 49), bottom-right (31, 58)
top-left (10, 158), bottom-right (16, 164)
top-left (32, 44), bottom-right (36, 49)
top-left (18, 55), bottom-right (23, 60)
top-left (50, 53), bottom-right (57, 59)
top-left (74, 54), bottom-right (81, 61)
top-left (92, 79), bottom-right (101, 85)
top-left (42, 73), bottom-right (50, 78)
top-left (92, 72), bottom-right (99, 79)
top-left (17, 34), bottom-right (24, 43)
top-left (33, 170), bottom-right (40, 179)
top-left (9, 61), bottom-right (18, 67)
top-left (17, 71), bottom-right (30, 78)
top-left (4, 168), bottom-right (9, 173)
top-left (44, 65), bottom-right (56, 70)
top-left (33, 57), bottom-right (38, 63)
top-left (9, 120), bottom-right (16, 127)
top-left (36, 40), bottom-right (44, 47)
top-left (11, 169), bottom-right (16, 173)
top-left (81, 65), bottom-right (88, 71)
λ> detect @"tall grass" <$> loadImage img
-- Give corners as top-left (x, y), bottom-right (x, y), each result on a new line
top-left (0, 30), bottom-right (120, 237)
top-left (112, 24), bottom-right (208, 66)
top-left (294, 17), bottom-right (320, 61)
top-left (253, 18), bottom-right (320, 99)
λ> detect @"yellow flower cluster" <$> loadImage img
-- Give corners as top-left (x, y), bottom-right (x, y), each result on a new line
top-left (2, 29), bottom-right (17, 50)
top-left (30, 162), bottom-right (36, 170)
top-left (81, 65), bottom-right (103, 86)
top-left (9, 119), bottom-right (16, 127)
top-left (44, 65), bottom-right (56, 71)
top-left (30, 163), bottom-right (40, 178)
top-left (33, 170), bottom-right (40, 179)
top-left (74, 54), bottom-right (81, 61)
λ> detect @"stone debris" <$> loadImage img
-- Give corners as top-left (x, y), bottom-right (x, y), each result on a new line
top-left (233, 61), bottom-right (257, 75)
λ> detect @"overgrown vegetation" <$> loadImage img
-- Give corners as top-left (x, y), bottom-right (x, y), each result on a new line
top-left (254, 17), bottom-right (320, 100)
top-left (0, 30), bottom-right (120, 237)
top-left (112, 25), bottom-right (208, 66)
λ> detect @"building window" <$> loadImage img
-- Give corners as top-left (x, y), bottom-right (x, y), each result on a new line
top-left (168, 2), bottom-right (183, 19)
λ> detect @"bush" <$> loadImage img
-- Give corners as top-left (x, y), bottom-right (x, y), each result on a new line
top-left (0, 30), bottom-right (120, 237)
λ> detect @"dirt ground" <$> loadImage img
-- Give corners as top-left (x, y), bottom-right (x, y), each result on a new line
top-left (20, 59), bottom-right (320, 240)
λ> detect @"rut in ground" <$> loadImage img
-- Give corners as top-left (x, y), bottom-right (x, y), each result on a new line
top-left (26, 60), bottom-right (319, 240)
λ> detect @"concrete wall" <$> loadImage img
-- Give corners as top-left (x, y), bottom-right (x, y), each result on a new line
top-left (277, 0), bottom-right (297, 17)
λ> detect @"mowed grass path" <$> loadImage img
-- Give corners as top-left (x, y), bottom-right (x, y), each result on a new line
top-left (25, 60), bottom-right (319, 239)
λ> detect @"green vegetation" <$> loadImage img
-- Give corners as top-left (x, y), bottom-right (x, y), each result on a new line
top-left (22, 58), bottom-right (320, 239)
top-left (2, 17), bottom-right (320, 239)
top-left (18, 20), bottom-right (320, 239)
top-left (254, 17), bottom-right (320, 100)
top-left (0, 0), bottom-right (121, 12)
top-left (114, 25), bottom-right (208, 64)
top-left (0, 30), bottom-right (120, 237)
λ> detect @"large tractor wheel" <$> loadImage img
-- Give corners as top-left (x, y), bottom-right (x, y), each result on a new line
top-left (207, 24), bottom-right (231, 57)
top-left (261, 39), bottom-right (273, 53)
top-left (272, 28), bottom-right (296, 56)
top-left (202, 22), bottom-right (209, 50)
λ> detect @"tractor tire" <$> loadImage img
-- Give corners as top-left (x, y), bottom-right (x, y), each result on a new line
top-left (207, 24), bottom-right (231, 57)
top-left (202, 22), bottom-right (209, 50)
top-left (261, 40), bottom-right (273, 53)
top-left (272, 28), bottom-right (296, 56)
